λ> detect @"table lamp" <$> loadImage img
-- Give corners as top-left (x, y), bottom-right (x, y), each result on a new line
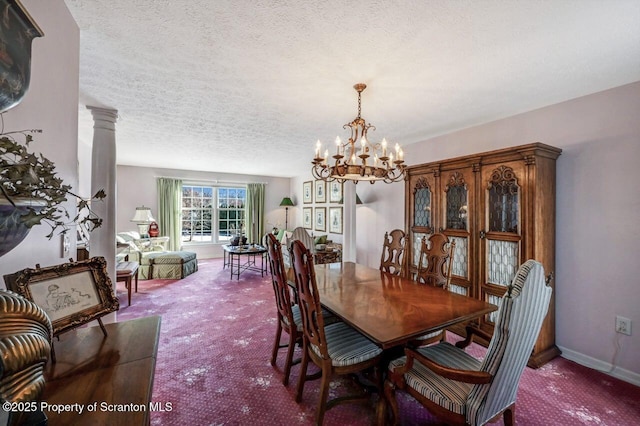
top-left (279, 197), bottom-right (295, 230)
top-left (131, 206), bottom-right (155, 238)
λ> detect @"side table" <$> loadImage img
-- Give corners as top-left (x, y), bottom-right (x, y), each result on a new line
top-left (42, 316), bottom-right (161, 425)
top-left (315, 248), bottom-right (342, 264)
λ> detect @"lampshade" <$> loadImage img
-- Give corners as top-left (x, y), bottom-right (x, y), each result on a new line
top-left (339, 194), bottom-right (363, 205)
top-left (131, 206), bottom-right (155, 223)
top-left (279, 197), bottom-right (295, 207)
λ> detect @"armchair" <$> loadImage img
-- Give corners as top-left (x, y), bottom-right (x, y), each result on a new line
top-left (116, 231), bottom-right (170, 279)
top-left (383, 260), bottom-right (552, 426)
top-left (280, 227), bottom-right (315, 268)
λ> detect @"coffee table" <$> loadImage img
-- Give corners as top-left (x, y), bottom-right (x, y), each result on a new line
top-left (222, 244), bottom-right (267, 279)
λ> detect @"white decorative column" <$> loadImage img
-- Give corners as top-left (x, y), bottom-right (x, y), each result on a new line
top-left (88, 106), bottom-right (118, 284)
top-left (342, 182), bottom-right (357, 262)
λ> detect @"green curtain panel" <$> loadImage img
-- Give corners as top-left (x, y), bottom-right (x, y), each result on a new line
top-left (157, 178), bottom-right (183, 251)
top-left (246, 183), bottom-right (265, 244)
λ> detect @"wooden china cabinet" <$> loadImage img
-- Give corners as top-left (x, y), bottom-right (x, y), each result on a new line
top-left (404, 143), bottom-right (562, 368)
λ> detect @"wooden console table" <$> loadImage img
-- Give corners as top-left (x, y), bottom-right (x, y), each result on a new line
top-left (42, 316), bottom-right (161, 425)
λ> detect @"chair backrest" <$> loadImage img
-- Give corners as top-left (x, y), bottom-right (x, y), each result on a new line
top-left (289, 239), bottom-right (329, 360)
top-left (466, 260), bottom-right (552, 425)
top-left (265, 233), bottom-right (295, 329)
top-left (290, 227), bottom-right (316, 254)
top-left (380, 229), bottom-right (407, 276)
top-left (415, 233), bottom-right (456, 288)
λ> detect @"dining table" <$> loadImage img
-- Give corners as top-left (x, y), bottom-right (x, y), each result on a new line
top-left (307, 262), bottom-right (498, 350)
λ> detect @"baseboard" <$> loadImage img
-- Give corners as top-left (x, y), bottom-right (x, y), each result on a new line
top-left (558, 345), bottom-right (640, 387)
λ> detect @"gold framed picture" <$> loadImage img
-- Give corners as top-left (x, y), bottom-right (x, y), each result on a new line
top-left (314, 180), bottom-right (326, 203)
top-left (329, 181), bottom-right (343, 203)
top-left (303, 181), bottom-right (312, 204)
top-left (315, 207), bottom-right (326, 232)
top-left (3, 257), bottom-right (119, 337)
top-left (303, 207), bottom-right (312, 229)
top-left (329, 206), bottom-right (343, 234)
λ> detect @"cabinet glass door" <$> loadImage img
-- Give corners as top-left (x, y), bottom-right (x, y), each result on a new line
top-left (480, 163), bottom-right (524, 325)
top-left (409, 175), bottom-right (435, 274)
top-left (442, 169), bottom-right (475, 296)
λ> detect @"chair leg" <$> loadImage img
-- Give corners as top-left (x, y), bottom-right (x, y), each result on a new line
top-left (295, 345), bottom-right (310, 403)
top-left (271, 322), bottom-right (283, 366)
top-left (384, 379), bottom-right (400, 426)
top-left (127, 277), bottom-right (132, 306)
top-left (283, 332), bottom-right (298, 386)
top-left (315, 365), bottom-right (332, 426)
top-left (504, 404), bottom-right (515, 426)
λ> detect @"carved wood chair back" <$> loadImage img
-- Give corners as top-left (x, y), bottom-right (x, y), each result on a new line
top-left (289, 239), bottom-right (384, 425)
top-left (265, 233), bottom-right (301, 385)
top-left (380, 229), bottom-right (407, 276)
top-left (416, 233), bottom-right (456, 289)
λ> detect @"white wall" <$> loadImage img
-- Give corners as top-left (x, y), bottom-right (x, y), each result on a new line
top-left (353, 81), bottom-right (640, 380)
top-left (0, 1), bottom-right (80, 282)
top-left (116, 165), bottom-right (291, 259)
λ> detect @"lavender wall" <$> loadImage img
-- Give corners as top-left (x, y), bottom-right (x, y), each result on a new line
top-left (0, 1), bottom-right (80, 281)
top-left (116, 165), bottom-right (291, 259)
top-left (355, 81), bottom-right (640, 382)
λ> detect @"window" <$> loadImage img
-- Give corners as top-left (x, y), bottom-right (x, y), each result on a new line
top-left (181, 185), bottom-right (246, 243)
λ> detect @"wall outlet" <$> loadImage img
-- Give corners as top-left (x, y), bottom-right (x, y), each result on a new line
top-left (615, 316), bottom-right (632, 336)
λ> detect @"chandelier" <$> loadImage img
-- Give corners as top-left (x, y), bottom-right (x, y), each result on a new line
top-left (311, 83), bottom-right (406, 184)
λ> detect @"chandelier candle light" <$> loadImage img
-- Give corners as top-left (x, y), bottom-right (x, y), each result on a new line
top-left (311, 83), bottom-right (406, 184)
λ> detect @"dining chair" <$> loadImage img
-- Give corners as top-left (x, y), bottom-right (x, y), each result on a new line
top-left (379, 229), bottom-right (407, 276)
top-left (415, 233), bottom-right (456, 288)
top-left (265, 233), bottom-right (339, 386)
top-left (382, 260), bottom-right (552, 426)
top-left (289, 239), bottom-right (384, 425)
top-left (265, 233), bottom-right (303, 386)
top-left (408, 233), bottom-right (457, 347)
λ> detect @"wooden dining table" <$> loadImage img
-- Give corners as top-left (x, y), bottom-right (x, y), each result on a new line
top-left (309, 262), bottom-right (498, 350)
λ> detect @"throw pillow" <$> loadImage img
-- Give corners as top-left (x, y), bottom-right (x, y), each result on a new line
top-left (314, 235), bottom-right (328, 245)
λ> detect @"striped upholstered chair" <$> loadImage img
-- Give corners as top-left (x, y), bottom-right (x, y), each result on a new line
top-left (383, 260), bottom-right (552, 426)
top-left (289, 239), bottom-right (383, 425)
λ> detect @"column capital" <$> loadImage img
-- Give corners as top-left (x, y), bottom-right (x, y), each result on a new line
top-left (87, 106), bottom-right (118, 130)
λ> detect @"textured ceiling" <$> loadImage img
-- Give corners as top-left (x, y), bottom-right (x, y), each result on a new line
top-left (64, 0), bottom-right (640, 178)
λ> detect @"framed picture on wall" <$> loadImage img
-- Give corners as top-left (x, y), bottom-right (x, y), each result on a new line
top-left (303, 181), bottom-right (312, 204)
top-left (314, 180), bottom-right (326, 203)
top-left (303, 207), bottom-right (312, 229)
top-left (329, 181), bottom-right (343, 203)
top-left (329, 207), bottom-right (343, 234)
top-left (315, 207), bottom-right (326, 232)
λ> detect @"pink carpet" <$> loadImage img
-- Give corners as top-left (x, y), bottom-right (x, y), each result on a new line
top-left (115, 259), bottom-right (640, 425)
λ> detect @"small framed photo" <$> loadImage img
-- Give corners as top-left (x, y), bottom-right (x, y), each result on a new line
top-left (329, 207), bottom-right (343, 234)
top-left (303, 207), bottom-right (312, 229)
top-left (303, 181), bottom-right (312, 204)
top-left (314, 180), bottom-right (326, 203)
top-left (3, 257), bottom-right (119, 337)
top-left (329, 181), bottom-right (343, 203)
top-left (315, 207), bottom-right (326, 232)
